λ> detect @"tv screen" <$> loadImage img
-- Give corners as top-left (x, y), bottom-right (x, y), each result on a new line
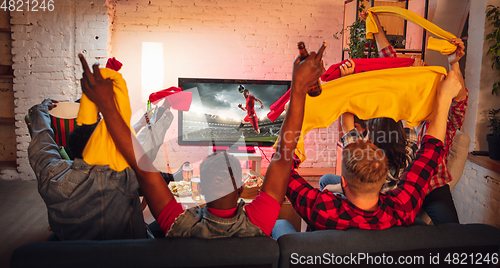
top-left (178, 78), bottom-right (291, 147)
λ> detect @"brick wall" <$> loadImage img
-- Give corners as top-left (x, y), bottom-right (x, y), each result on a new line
top-left (6, 0), bottom-right (111, 180)
top-left (0, 10), bottom-right (16, 168)
top-left (453, 161), bottom-right (500, 228)
top-left (111, 0), bottom-right (344, 171)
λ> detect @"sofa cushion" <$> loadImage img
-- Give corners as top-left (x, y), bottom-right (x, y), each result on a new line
top-left (11, 236), bottom-right (280, 268)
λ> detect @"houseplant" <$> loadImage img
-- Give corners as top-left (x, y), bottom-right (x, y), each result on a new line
top-left (486, 5), bottom-right (500, 160)
top-left (335, 0), bottom-right (378, 59)
top-left (487, 109), bottom-right (500, 160)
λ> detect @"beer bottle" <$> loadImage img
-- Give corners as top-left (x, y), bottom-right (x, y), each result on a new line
top-left (297, 41), bottom-right (322, 97)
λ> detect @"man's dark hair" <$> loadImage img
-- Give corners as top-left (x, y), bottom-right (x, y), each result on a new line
top-left (199, 152), bottom-right (242, 203)
top-left (366, 118), bottom-right (409, 176)
top-left (353, 115), bottom-right (366, 130)
top-left (243, 88), bottom-right (249, 94)
top-left (67, 123), bottom-right (98, 159)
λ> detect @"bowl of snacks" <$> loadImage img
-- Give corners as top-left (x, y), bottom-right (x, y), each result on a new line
top-left (240, 170), bottom-right (264, 198)
top-left (168, 181), bottom-right (192, 197)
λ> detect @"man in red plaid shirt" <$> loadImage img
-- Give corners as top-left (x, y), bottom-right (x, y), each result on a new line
top-left (286, 69), bottom-right (463, 230)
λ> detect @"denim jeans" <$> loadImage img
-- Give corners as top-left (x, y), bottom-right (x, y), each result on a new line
top-left (271, 219), bottom-right (297, 240)
top-left (319, 174), bottom-right (342, 191)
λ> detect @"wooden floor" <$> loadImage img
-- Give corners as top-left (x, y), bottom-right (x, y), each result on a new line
top-left (0, 176), bottom-right (321, 268)
top-left (0, 179), bottom-right (52, 268)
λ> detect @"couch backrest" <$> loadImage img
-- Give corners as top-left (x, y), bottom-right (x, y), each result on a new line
top-left (11, 236), bottom-right (280, 268)
top-left (277, 223), bottom-right (500, 268)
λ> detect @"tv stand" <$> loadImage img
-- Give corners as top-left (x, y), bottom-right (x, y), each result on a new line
top-left (212, 146), bottom-right (256, 153)
top-left (211, 146), bottom-right (262, 175)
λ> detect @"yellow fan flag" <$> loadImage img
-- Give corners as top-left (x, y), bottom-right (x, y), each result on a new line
top-left (366, 6), bottom-right (457, 55)
top-left (77, 68), bottom-right (134, 172)
top-left (295, 66), bottom-right (447, 163)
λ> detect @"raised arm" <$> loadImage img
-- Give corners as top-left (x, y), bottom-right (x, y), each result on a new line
top-left (360, 11), bottom-right (391, 52)
top-left (78, 54), bottom-right (174, 219)
top-left (28, 99), bottom-right (66, 188)
top-left (255, 97), bottom-right (264, 109)
top-left (237, 103), bottom-right (246, 111)
top-left (341, 112), bottom-right (355, 133)
top-left (425, 70), bottom-right (462, 142)
top-left (261, 43), bottom-right (326, 206)
top-left (448, 38), bottom-right (467, 102)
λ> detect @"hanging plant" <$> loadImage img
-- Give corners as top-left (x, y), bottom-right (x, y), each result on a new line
top-left (486, 5), bottom-right (500, 96)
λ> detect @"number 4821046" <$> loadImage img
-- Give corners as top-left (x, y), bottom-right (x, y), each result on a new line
top-left (1, 0), bottom-right (54, 11)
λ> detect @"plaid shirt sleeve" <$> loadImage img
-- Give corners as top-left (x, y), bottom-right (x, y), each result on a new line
top-left (417, 89), bottom-right (468, 192)
top-left (405, 127), bottom-right (419, 161)
top-left (340, 128), bottom-right (362, 147)
top-left (286, 171), bottom-right (348, 230)
top-left (378, 45), bottom-right (397, 58)
top-left (387, 135), bottom-right (444, 223)
top-left (445, 90), bottom-right (468, 154)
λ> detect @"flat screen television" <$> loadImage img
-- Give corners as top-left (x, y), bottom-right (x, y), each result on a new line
top-left (178, 78), bottom-right (291, 148)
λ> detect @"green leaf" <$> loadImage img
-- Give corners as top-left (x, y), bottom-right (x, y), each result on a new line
top-left (488, 9), bottom-right (495, 17)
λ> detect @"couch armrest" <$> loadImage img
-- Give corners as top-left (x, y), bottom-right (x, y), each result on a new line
top-left (447, 130), bottom-right (470, 190)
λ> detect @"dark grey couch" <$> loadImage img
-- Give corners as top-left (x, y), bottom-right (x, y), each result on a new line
top-left (277, 223), bottom-right (500, 268)
top-left (10, 223), bottom-right (500, 268)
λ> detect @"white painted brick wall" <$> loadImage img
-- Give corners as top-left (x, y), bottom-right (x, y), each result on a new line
top-left (111, 0), bottom-right (344, 171)
top-left (8, 0), bottom-right (111, 180)
top-left (452, 161), bottom-right (500, 228)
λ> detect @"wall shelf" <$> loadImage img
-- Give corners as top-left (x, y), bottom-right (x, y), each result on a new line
top-left (0, 28), bottom-right (11, 32)
top-left (467, 153), bottom-right (500, 175)
top-left (0, 75), bottom-right (14, 78)
top-left (0, 117), bottom-right (16, 125)
top-left (0, 161), bottom-right (17, 168)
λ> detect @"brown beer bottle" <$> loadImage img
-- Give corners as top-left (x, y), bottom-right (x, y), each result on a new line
top-left (297, 41), bottom-right (322, 97)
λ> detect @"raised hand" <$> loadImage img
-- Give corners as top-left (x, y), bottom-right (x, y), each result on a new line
top-left (78, 54), bottom-right (115, 110)
top-left (41, 98), bottom-right (58, 110)
top-left (411, 57), bottom-right (425, 67)
top-left (437, 70), bottom-right (462, 101)
top-left (448, 38), bottom-right (465, 65)
top-left (340, 59), bottom-right (355, 77)
top-left (292, 42), bottom-right (327, 94)
top-left (359, 11), bottom-right (368, 21)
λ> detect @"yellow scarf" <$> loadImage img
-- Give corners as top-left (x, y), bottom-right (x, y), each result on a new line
top-left (295, 66), bottom-right (447, 162)
top-left (366, 6), bottom-right (457, 55)
top-left (76, 68), bottom-right (133, 171)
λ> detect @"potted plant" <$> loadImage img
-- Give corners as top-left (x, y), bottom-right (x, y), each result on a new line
top-left (487, 109), bottom-right (500, 160)
top-left (485, 5), bottom-right (500, 160)
top-left (334, 0), bottom-right (378, 59)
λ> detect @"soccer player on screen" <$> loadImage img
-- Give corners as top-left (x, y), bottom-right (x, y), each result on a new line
top-left (236, 85), bottom-right (264, 134)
